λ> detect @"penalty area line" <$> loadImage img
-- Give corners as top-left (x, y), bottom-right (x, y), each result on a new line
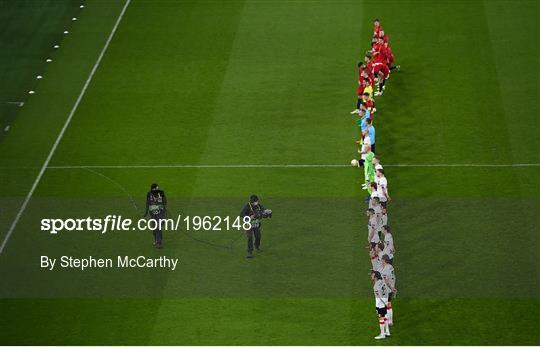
top-left (0, 0), bottom-right (131, 256)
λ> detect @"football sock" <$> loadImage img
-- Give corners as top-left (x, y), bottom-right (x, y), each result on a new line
top-left (384, 317), bottom-right (390, 334)
top-left (379, 318), bottom-right (386, 335)
top-left (387, 303), bottom-right (393, 323)
top-left (356, 99), bottom-right (362, 109)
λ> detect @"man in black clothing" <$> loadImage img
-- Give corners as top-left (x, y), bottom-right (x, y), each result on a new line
top-left (144, 183), bottom-right (167, 249)
top-left (240, 195), bottom-right (271, 258)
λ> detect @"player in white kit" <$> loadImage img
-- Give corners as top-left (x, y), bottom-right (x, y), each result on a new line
top-left (381, 254), bottom-right (397, 326)
top-left (380, 205), bottom-right (388, 229)
top-left (371, 197), bottom-right (384, 234)
top-left (382, 225), bottom-right (394, 263)
top-left (373, 155), bottom-right (383, 171)
top-left (368, 190), bottom-right (380, 210)
top-left (371, 270), bottom-right (390, 339)
top-left (375, 168), bottom-right (391, 207)
top-left (369, 247), bottom-right (383, 272)
top-left (366, 208), bottom-right (380, 249)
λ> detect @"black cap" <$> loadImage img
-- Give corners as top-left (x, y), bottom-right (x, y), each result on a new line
top-left (250, 195), bottom-right (259, 203)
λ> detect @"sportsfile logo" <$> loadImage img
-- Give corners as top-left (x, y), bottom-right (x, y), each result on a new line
top-left (41, 216), bottom-right (133, 234)
top-left (40, 215), bottom-right (252, 234)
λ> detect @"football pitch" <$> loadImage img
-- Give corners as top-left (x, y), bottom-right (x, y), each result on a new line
top-left (0, 0), bottom-right (539, 345)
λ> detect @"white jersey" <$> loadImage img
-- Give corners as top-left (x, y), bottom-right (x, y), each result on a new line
top-left (373, 279), bottom-right (388, 308)
top-left (373, 204), bottom-right (383, 231)
top-left (375, 163), bottom-right (383, 171)
top-left (371, 254), bottom-right (383, 272)
top-left (377, 247), bottom-right (386, 263)
top-left (368, 191), bottom-right (380, 209)
top-left (361, 136), bottom-right (372, 160)
top-left (380, 212), bottom-right (388, 227)
top-left (376, 176), bottom-right (388, 202)
top-left (368, 215), bottom-right (380, 243)
top-left (373, 203), bottom-right (382, 216)
top-left (380, 246), bottom-right (392, 262)
top-left (381, 263), bottom-right (396, 289)
top-left (383, 232), bottom-right (394, 258)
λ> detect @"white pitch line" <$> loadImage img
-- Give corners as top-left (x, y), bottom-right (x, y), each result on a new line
top-left (0, 0), bottom-right (131, 256)
top-left (45, 163), bottom-right (540, 169)
top-left (384, 163), bottom-right (540, 167)
top-left (47, 164), bottom-right (348, 169)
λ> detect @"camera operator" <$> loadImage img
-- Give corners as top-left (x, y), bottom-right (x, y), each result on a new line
top-left (143, 183), bottom-right (167, 249)
top-left (240, 195), bottom-right (271, 258)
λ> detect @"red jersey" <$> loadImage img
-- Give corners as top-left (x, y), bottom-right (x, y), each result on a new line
top-left (364, 99), bottom-right (374, 111)
top-left (357, 84), bottom-right (363, 96)
top-left (358, 65), bottom-right (366, 81)
top-left (373, 62), bottom-right (389, 78)
top-left (371, 43), bottom-right (383, 56)
top-left (373, 46), bottom-right (388, 65)
top-left (373, 25), bottom-right (383, 38)
top-left (385, 46), bottom-right (394, 65)
top-left (366, 61), bottom-right (375, 75)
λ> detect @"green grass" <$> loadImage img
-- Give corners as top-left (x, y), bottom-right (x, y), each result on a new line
top-left (1, 298), bottom-right (538, 345)
top-left (0, 0), bottom-right (538, 345)
top-left (0, 0), bottom-right (82, 139)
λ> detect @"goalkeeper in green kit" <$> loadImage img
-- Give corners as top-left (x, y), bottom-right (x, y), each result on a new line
top-left (357, 130), bottom-right (375, 196)
top-left (363, 149), bottom-right (375, 195)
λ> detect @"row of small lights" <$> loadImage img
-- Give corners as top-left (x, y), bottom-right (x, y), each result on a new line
top-left (28, 4), bottom-right (85, 95)
top-left (4, 4), bottom-right (84, 132)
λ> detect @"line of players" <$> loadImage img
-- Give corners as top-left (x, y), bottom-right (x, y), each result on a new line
top-left (350, 18), bottom-right (398, 340)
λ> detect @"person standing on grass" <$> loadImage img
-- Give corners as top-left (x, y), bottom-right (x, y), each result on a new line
top-left (356, 107), bottom-right (371, 135)
top-left (380, 205), bottom-right (388, 233)
top-left (382, 225), bottom-right (394, 263)
top-left (356, 131), bottom-right (374, 192)
top-left (381, 254), bottom-right (397, 326)
top-left (368, 182), bottom-right (380, 208)
top-left (362, 77), bottom-right (374, 99)
top-left (371, 197), bottom-right (383, 234)
top-left (144, 183), bottom-right (167, 249)
top-left (370, 246), bottom-right (383, 272)
top-left (240, 195), bottom-right (271, 258)
top-left (367, 208), bottom-right (379, 249)
top-left (384, 40), bottom-right (400, 72)
top-left (356, 131), bottom-right (371, 166)
top-left (375, 168), bottom-right (390, 207)
top-left (362, 92), bottom-right (376, 114)
top-left (373, 156), bottom-right (383, 171)
top-left (352, 65), bottom-right (371, 114)
top-left (372, 18), bottom-right (383, 41)
top-left (366, 118), bottom-right (376, 153)
top-left (371, 270), bottom-right (390, 339)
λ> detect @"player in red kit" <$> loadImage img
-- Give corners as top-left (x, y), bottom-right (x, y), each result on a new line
top-left (372, 38), bottom-right (388, 67)
top-left (352, 63), bottom-right (368, 114)
top-left (358, 62), bottom-right (365, 82)
top-left (352, 76), bottom-right (374, 114)
top-left (378, 30), bottom-right (389, 44)
top-left (372, 19), bottom-right (383, 43)
top-left (373, 62), bottom-right (389, 96)
top-left (363, 69), bottom-right (375, 88)
top-left (384, 41), bottom-right (400, 71)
